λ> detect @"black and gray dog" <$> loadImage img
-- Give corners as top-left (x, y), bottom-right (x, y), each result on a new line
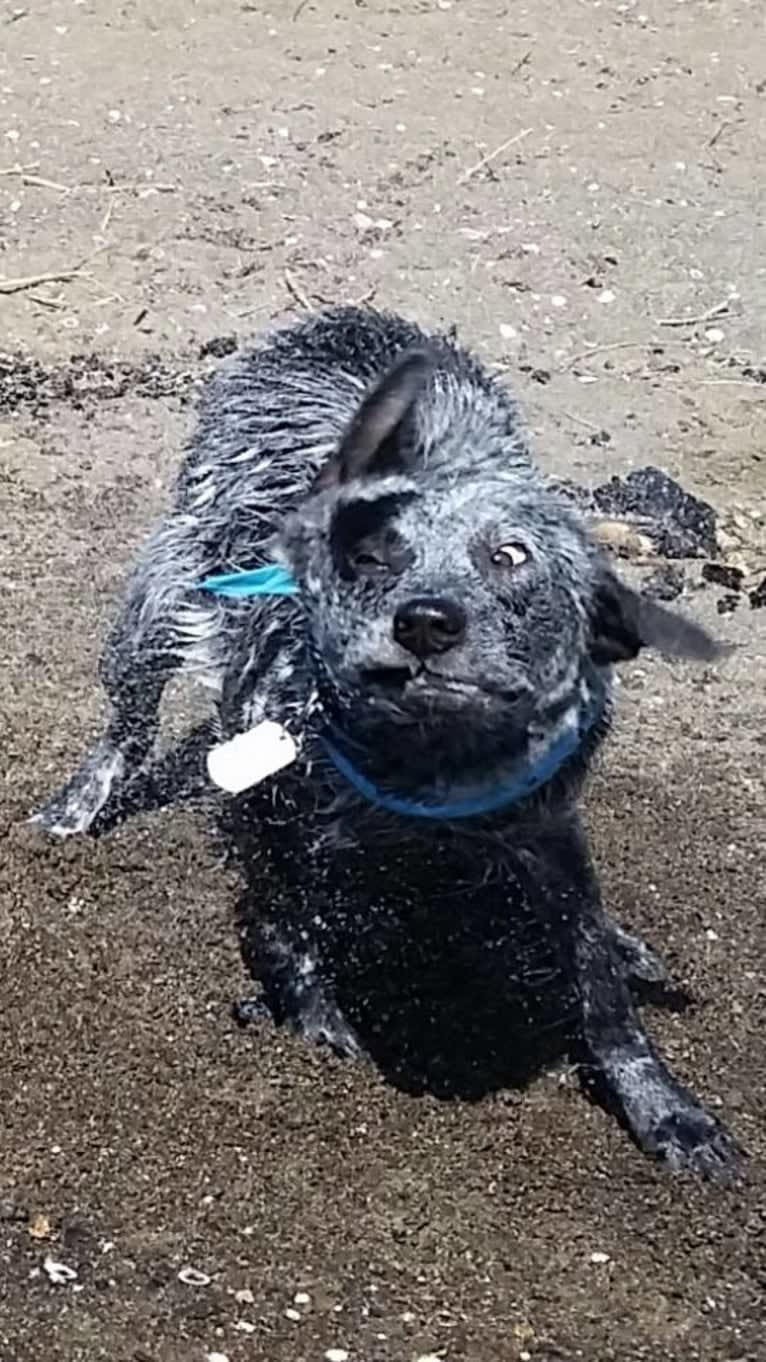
top-left (33, 306), bottom-right (739, 1179)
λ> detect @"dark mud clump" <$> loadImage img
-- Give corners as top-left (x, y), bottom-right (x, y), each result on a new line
top-left (592, 466), bottom-right (718, 558)
top-left (0, 351), bottom-right (200, 419)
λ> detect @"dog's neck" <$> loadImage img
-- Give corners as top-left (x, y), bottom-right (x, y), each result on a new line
top-left (319, 686), bottom-right (604, 822)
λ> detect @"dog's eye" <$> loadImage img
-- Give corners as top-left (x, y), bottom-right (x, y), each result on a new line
top-left (491, 542), bottom-right (528, 568)
top-left (351, 547), bottom-right (388, 572)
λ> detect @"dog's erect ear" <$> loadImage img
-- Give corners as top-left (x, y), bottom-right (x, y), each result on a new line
top-left (590, 571), bottom-right (729, 664)
top-left (313, 348), bottom-right (435, 491)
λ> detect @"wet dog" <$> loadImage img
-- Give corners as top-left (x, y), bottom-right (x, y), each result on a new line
top-left (33, 306), bottom-right (740, 1179)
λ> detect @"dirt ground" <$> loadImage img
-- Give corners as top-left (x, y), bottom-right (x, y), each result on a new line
top-left (1, 2), bottom-right (765, 1359)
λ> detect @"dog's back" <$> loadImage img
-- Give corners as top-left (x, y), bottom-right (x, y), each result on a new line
top-left (178, 306), bottom-right (523, 560)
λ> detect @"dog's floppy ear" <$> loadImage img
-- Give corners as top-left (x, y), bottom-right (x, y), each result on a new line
top-left (590, 570), bottom-right (729, 664)
top-left (314, 348), bottom-right (435, 490)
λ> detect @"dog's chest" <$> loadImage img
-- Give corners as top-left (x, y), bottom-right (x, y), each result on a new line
top-left (227, 756), bottom-right (561, 987)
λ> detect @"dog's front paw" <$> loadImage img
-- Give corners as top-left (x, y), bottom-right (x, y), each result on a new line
top-left (29, 745), bottom-right (125, 838)
top-left (646, 1103), bottom-right (743, 1183)
top-left (233, 990), bottom-right (364, 1061)
top-left (294, 992), bottom-right (364, 1060)
top-left (596, 1048), bottom-right (744, 1183)
top-left (232, 996), bottom-right (273, 1027)
top-left (606, 917), bottom-right (671, 986)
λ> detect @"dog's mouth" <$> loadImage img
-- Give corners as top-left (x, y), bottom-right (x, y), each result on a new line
top-left (360, 665), bottom-right (515, 702)
top-left (361, 666), bottom-right (418, 693)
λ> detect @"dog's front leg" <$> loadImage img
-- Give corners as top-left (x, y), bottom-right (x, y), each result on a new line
top-left (234, 905), bottom-right (363, 1061)
top-left (30, 517), bottom-right (207, 837)
top-left (30, 670), bottom-right (166, 838)
top-left (604, 916), bottom-right (671, 987)
top-left (516, 813), bottom-right (741, 1181)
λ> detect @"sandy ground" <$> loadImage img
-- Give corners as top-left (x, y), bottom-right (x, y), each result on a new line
top-left (1, 2), bottom-right (765, 1359)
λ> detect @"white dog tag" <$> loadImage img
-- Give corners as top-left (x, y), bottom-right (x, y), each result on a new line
top-left (207, 721), bottom-right (298, 794)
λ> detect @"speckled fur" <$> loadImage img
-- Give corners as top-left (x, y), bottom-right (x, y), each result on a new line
top-left (32, 306), bottom-right (740, 1181)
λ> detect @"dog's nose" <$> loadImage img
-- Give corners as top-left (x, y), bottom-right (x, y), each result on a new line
top-left (393, 596), bottom-right (467, 658)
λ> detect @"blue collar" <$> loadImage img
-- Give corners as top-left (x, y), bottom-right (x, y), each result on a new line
top-left (199, 565), bottom-right (299, 598)
top-left (199, 563), bottom-right (597, 821)
top-left (319, 708), bottom-right (595, 821)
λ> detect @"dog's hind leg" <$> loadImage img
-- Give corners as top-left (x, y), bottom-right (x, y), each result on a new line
top-left (30, 518), bottom-right (219, 837)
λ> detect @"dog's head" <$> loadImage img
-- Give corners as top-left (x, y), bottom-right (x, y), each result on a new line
top-left (280, 348), bottom-right (724, 785)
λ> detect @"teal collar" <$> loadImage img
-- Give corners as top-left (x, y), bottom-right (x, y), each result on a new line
top-left (199, 565), bottom-right (299, 597)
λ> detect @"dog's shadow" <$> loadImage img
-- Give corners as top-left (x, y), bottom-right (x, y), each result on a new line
top-left (343, 891), bottom-right (576, 1100)
top-left (235, 877), bottom-right (689, 1103)
top-left (86, 753), bottom-right (688, 1105)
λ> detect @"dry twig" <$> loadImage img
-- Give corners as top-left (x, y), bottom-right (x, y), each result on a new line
top-left (699, 378), bottom-right (763, 388)
top-left (28, 294), bottom-right (66, 311)
top-left (0, 166), bottom-right (68, 192)
top-left (0, 269), bottom-right (82, 296)
top-left (562, 410), bottom-right (601, 431)
top-left (509, 49), bottom-right (533, 78)
top-left (458, 128), bottom-right (533, 185)
top-left (284, 268), bottom-right (314, 310)
top-left (351, 285), bottom-right (377, 307)
top-left (0, 161), bottom-right (39, 177)
top-left (654, 299), bottom-right (731, 328)
top-left (23, 173), bottom-right (70, 192)
top-left (562, 340), bottom-right (654, 371)
top-left (707, 121), bottom-right (731, 150)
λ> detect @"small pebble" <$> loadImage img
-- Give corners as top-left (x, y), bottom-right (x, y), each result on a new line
top-left (43, 1256), bottom-right (78, 1285)
top-left (285, 1308), bottom-right (302, 1322)
top-left (702, 562), bottom-right (744, 592)
top-left (704, 327), bottom-right (725, 343)
top-left (644, 564), bottom-right (685, 602)
top-left (178, 1266), bottom-right (211, 1287)
top-left (589, 1250), bottom-right (611, 1264)
top-left (749, 575), bottom-right (766, 609)
top-left (205, 1354), bottom-right (230, 1362)
top-left (589, 520), bottom-right (654, 558)
top-left (325, 1351), bottom-right (349, 1362)
top-left (294, 1291), bottom-right (311, 1305)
